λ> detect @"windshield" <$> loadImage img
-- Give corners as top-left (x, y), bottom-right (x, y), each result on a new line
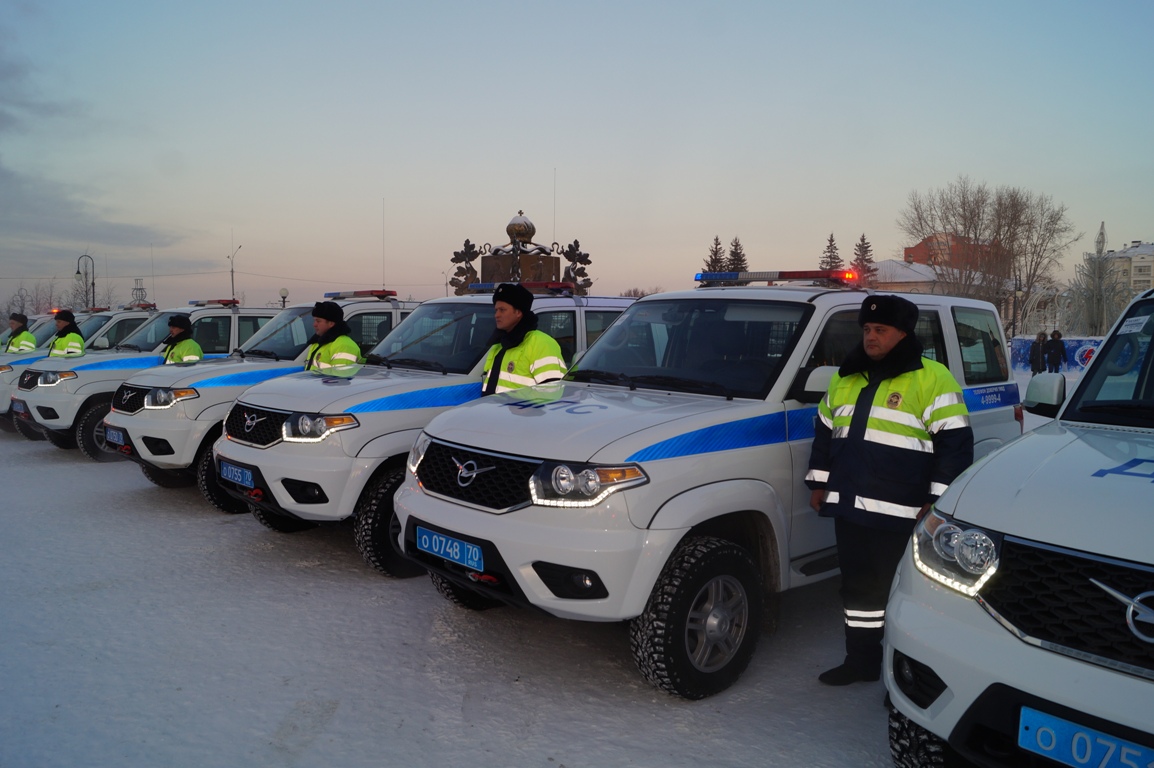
top-left (1063, 298), bottom-right (1154, 428)
top-left (368, 302), bottom-right (495, 375)
top-left (30, 317), bottom-right (60, 347)
top-left (116, 311), bottom-right (186, 351)
top-left (238, 306), bottom-right (314, 359)
top-left (570, 298), bottom-right (810, 399)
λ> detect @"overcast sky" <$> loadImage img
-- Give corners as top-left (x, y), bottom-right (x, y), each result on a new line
top-left (2, 0), bottom-right (1151, 308)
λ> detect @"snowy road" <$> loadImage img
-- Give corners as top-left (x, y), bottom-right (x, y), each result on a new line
top-left (0, 435), bottom-right (893, 768)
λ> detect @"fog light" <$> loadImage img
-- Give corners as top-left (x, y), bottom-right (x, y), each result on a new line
top-left (571, 573), bottom-right (595, 590)
top-left (897, 656), bottom-right (916, 685)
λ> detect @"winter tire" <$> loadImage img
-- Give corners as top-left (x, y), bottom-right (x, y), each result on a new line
top-left (629, 536), bottom-right (763, 700)
top-left (140, 463), bottom-right (196, 488)
top-left (77, 401), bottom-right (122, 462)
top-left (12, 416), bottom-right (45, 441)
top-left (44, 428), bottom-right (77, 450)
top-left (250, 503), bottom-right (318, 533)
top-left (429, 572), bottom-right (503, 611)
top-left (353, 465), bottom-right (426, 577)
top-left (195, 448), bottom-right (249, 514)
top-left (889, 708), bottom-right (954, 767)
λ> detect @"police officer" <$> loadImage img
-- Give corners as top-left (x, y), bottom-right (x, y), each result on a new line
top-left (806, 295), bottom-right (973, 686)
top-left (305, 301), bottom-right (361, 371)
top-left (482, 283), bottom-right (566, 395)
top-left (49, 310), bottom-right (84, 357)
top-left (162, 315), bottom-right (204, 363)
top-left (5, 313), bottom-right (36, 353)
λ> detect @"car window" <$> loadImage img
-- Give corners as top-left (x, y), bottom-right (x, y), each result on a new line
top-left (237, 316), bottom-right (271, 346)
top-left (1063, 299), bottom-right (1154, 428)
top-left (192, 316), bottom-right (231, 353)
top-left (585, 310), bottom-right (622, 350)
top-left (347, 312), bottom-right (398, 356)
top-left (371, 302), bottom-right (496, 374)
top-left (805, 309), bottom-right (947, 368)
top-left (537, 311), bottom-right (576, 364)
top-left (952, 307), bottom-right (1008, 385)
top-left (76, 314), bottom-right (112, 340)
top-left (103, 317), bottom-right (146, 346)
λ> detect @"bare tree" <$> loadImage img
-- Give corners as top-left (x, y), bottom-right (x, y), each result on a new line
top-left (1064, 252), bottom-right (1130, 336)
top-left (620, 286), bottom-right (663, 298)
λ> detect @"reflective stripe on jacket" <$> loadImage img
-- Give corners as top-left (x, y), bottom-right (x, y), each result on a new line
top-left (305, 335), bottom-right (361, 370)
top-left (805, 357), bottom-right (973, 530)
top-left (164, 338), bottom-right (204, 364)
top-left (482, 330), bottom-right (566, 395)
top-left (49, 333), bottom-right (84, 357)
top-left (5, 331), bottom-right (36, 353)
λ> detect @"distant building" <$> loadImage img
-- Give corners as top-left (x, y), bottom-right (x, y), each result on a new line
top-left (1102, 240), bottom-right (1154, 294)
top-left (903, 233), bottom-right (1000, 269)
top-left (873, 259), bottom-right (939, 293)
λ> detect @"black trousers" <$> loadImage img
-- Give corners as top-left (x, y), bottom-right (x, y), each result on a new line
top-left (834, 516), bottom-right (913, 675)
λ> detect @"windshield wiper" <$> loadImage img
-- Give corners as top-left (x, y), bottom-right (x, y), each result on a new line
top-left (115, 343), bottom-right (141, 351)
top-left (364, 353), bottom-right (392, 368)
top-left (567, 368), bottom-right (629, 386)
top-left (244, 349), bottom-right (282, 361)
top-left (383, 357), bottom-right (447, 374)
top-left (626, 374), bottom-right (734, 400)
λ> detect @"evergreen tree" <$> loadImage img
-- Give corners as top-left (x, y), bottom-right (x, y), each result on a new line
top-left (850, 233), bottom-right (878, 287)
top-left (702, 236), bottom-right (728, 272)
top-left (818, 233), bottom-right (843, 287)
top-left (727, 236), bottom-right (750, 285)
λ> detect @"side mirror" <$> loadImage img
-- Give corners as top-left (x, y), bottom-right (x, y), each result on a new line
top-left (90, 337), bottom-right (110, 350)
top-left (787, 365), bottom-right (837, 403)
top-left (1022, 373), bottom-right (1066, 418)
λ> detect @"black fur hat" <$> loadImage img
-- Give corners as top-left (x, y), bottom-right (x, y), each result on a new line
top-left (858, 295), bottom-right (918, 335)
top-left (312, 301), bottom-right (344, 323)
top-left (492, 283), bottom-right (533, 314)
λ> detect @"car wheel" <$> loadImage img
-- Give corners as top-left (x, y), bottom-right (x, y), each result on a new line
top-left (140, 463), bottom-right (196, 488)
top-left (629, 536), bottom-right (763, 700)
top-left (429, 572), bottom-right (503, 610)
top-left (889, 708), bottom-right (955, 767)
top-left (76, 401), bottom-right (122, 462)
top-left (44, 428), bottom-right (77, 450)
top-left (250, 503), bottom-right (318, 533)
top-left (12, 416), bottom-right (45, 441)
top-left (195, 448), bottom-right (249, 514)
top-left (0, 413), bottom-right (16, 433)
top-left (352, 465), bottom-right (426, 578)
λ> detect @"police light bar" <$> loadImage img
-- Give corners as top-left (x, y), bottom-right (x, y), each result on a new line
top-left (120, 302), bottom-right (158, 310)
top-left (696, 270), bottom-right (857, 283)
top-left (188, 299), bottom-right (241, 306)
top-left (322, 289), bottom-right (399, 300)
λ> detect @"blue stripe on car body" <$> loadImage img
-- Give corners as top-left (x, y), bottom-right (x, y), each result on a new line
top-left (194, 366), bottom-right (306, 388)
top-left (346, 382), bottom-right (483, 413)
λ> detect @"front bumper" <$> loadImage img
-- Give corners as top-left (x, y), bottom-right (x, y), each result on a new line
top-left (103, 408), bottom-right (213, 471)
top-left (12, 386), bottom-right (82, 431)
top-left (885, 545), bottom-right (1154, 765)
top-left (393, 477), bottom-right (686, 621)
top-left (212, 437), bottom-right (375, 523)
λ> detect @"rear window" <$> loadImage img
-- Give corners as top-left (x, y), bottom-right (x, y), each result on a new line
top-left (952, 307), bottom-right (1009, 385)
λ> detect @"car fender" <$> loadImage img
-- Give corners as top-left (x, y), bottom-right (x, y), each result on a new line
top-left (192, 399), bottom-right (232, 424)
top-left (355, 428), bottom-right (424, 462)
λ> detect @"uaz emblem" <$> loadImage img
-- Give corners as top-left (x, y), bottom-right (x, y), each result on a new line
top-left (1090, 578), bottom-right (1154, 643)
top-left (454, 456), bottom-right (495, 487)
top-left (243, 412), bottom-right (267, 433)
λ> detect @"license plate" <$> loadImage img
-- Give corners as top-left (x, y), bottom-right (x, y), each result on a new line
top-left (1019, 706), bottom-right (1154, 768)
top-left (105, 426), bottom-right (125, 446)
top-left (416, 526), bottom-right (484, 571)
top-left (11, 400), bottom-right (25, 414)
top-left (219, 459), bottom-right (254, 489)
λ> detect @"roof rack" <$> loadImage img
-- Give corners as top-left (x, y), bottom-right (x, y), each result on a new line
top-left (188, 299), bottom-right (240, 307)
top-left (322, 289), bottom-right (399, 300)
top-left (468, 281), bottom-right (575, 295)
top-left (696, 269), bottom-right (857, 285)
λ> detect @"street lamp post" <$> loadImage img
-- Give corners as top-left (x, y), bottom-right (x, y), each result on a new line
top-left (227, 245), bottom-right (242, 300)
top-left (75, 253), bottom-right (95, 310)
top-left (279, 288), bottom-right (289, 308)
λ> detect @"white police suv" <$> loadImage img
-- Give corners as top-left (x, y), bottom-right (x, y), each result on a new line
top-left (211, 288), bottom-right (632, 576)
top-left (1, 306), bottom-right (154, 439)
top-left (394, 270), bottom-right (1024, 699)
top-left (103, 291), bottom-right (419, 508)
top-left (885, 290), bottom-right (1154, 767)
top-left (11, 301), bottom-right (276, 459)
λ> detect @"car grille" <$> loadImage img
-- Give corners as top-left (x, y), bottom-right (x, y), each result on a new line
top-left (980, 538), bottom-right (1154, 680)
top-left (18, 370), bottom-right (40, 391)
top-left (224, 403), bottom-right (288, 447)
top-left (416, 440), bottom-right (539, 511)
top-left (112, 384), bottom-right (150, 414)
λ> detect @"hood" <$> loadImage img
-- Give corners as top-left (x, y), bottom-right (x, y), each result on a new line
top-left (423, 382), bottom-right (756, 464)
top-left (124, 357), bottom-right (302, 390)
top-left (234, 366), bottom-right (477, 413)
top-left (937, 421), bottom-right (1154, 565)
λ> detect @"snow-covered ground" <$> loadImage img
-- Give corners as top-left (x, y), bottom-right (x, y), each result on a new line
top-left (0, 372), bottom-right (1066, 768)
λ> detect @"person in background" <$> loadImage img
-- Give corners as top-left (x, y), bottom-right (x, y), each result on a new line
top-left (1044, 329), bottom-right (1067, 374)
top-left (48, 310), bottom-right (84, 357)
top-left (806, 295), bottom-right (974, 687)
top-left (305, 301), bottom-right (361, 371)
top-left (482, 283), bottom-right (566, 395)
top-left (5, 313), bottom-right (36, 353)
top-left (162, 315), bottom-right (204, 364)
top-left (1028, 331), bottom-right (1047, 377)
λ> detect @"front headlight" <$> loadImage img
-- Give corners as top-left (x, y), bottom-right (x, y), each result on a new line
top-left (144, 387), bottom-right (199, 409)
top-left (407, 432), bottom-right (432, 475)
top-left (0, 365), bottom-right (12, 374)
top-left (282, 412), bottom-right (358, 442)
top-left (39, 371), bottom-right (78, 386)
top-left (530, 461), bottom-right (648, 507)
top-left (912, 509), bottom-right (1001, 597)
